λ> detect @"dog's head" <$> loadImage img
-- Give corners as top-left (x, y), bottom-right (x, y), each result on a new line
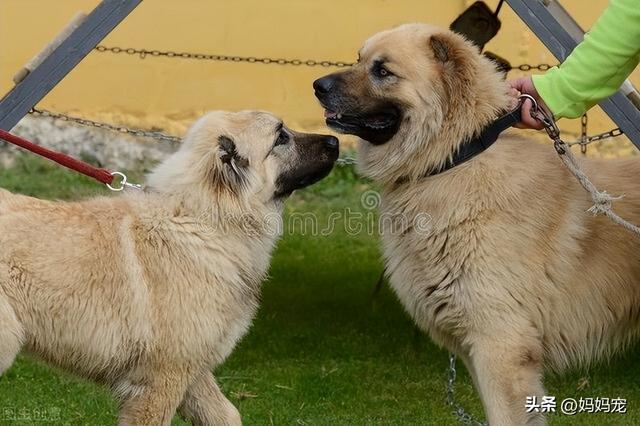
top-left (148, 111), bottom-right (339, 207)
top-left (314, 23), bottom-right (512, 183)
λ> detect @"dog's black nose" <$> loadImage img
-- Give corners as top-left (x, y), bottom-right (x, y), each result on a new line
top-left (313, 76), bottom-right (335, 94)
top-left (324, 135), bottom-right (339, 149)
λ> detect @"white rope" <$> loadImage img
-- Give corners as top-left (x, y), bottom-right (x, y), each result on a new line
top-left (554, 141), bottom-right (640, 236)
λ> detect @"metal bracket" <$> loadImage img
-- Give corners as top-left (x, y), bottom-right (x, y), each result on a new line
top-left (505, 0), bottom-right (640, 149)
top-left (0, 0), bottom-right (142, 131)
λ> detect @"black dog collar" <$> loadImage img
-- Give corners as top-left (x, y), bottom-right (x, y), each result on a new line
top-left (423, 104), bottom-right (522, 178)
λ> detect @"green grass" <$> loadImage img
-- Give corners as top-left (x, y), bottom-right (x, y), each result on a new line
top-left (1, 155), bottom-right (639, 425)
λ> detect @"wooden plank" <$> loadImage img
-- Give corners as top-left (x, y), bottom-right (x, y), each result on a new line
top-left (0, 0), bottom-right (142, 131)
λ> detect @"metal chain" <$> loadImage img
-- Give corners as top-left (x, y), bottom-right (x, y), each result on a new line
top-left (95, 45), bottom-right (558, 72)
top-left (447, 354), bottom-right (487, 426)
top-left (29, 108), bottom-right (182, 143)
top-left (511, 63), bottom-right (554, 71)
top-left (28, 108), bottom-right (358, 166)
top-left (580, 113), bottom-right (588, 154)
top-left (94, 45), bottom-right (354, 68)
top-left (568, 127), bottom-right (624, 148)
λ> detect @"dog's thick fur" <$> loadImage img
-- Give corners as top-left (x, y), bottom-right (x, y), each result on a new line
top-left (0, 110), bottom-right (337, 425)
top-left (315, 23), bottom-right (640, 425)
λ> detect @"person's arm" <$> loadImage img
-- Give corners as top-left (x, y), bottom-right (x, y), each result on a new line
top-left (532, 0), bottom-right (640, 120)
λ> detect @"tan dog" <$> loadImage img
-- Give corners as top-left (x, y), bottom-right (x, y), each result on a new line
top-left (315, 23), bottom-right (640, 425)
top-left (0, 110), bottom-right (338, 425)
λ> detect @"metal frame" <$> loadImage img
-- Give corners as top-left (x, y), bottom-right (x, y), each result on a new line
top-left (0, 0), bottom-right (142, 131)
top-left (506, 0), bottom-right (640, 149)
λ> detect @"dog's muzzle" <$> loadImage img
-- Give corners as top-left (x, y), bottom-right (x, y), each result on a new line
top-left (313, 75), bottom-right (401, 145)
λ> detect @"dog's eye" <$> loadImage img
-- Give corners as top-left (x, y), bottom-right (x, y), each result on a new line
top-left (274, 131), bottom-right (290, 147)
top-left (372, 61), bottom-right (394, 79)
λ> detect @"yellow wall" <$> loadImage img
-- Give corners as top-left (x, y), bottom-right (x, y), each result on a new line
top-left (1, 0), bottom-right (638, 154)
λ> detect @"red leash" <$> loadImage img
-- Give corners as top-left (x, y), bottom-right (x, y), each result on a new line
top-left (0, 128), bottom-right (140, 191)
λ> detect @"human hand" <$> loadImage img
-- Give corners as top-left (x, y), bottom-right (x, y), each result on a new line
top-left (508, 76), bottom-right (548, 130)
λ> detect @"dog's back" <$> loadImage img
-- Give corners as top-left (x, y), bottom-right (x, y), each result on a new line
top-left (0, 188), bottom-right (36, 215)
top-left (0, 191), bottom-right (152, 380)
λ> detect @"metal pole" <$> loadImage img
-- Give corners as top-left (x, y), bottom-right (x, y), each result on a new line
top-left (0, 0), bottom-right (142, 131)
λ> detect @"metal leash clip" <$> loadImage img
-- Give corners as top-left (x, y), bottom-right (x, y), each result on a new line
top-left (107, 171), bottom-right (144, 192)
top-left (518, 94), bottom-right (564, 153)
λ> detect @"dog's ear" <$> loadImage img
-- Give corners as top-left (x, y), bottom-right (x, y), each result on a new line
top-left (218, 135), bottom-right (234, 152)
top-left (428, 32), bottom-right (477, 106)
top-left (217, 135), bottom-right (249, 187)
top-left (218, 135), bottom-right (236, 163)
top-left (430, 33), bottom-right (471, 73)
top-left (218, 135), bottom-right (249, 167)
top-left (430, 34), bottom-right (452, 64)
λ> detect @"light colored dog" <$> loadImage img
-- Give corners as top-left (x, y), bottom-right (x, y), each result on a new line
top-left (315, 23), bottom-right (640, 425)
top-left (0, 110), bottom-right (338, 425)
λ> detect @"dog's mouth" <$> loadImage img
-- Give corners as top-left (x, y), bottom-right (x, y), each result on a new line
top-left (274, 161), bottom-right (336, 199)
top-left (321, 106), bottom-right (400, 145)
top-left (273, 137), bottom-right (339, 199)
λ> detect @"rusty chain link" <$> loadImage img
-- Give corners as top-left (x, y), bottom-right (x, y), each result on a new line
top-left (511, 63), bottom-right (554, 72)
top-left (94, 45), bottom-right (354, 68)
top-left (94, 45), bottom-right (556, 72)
top-left (580, 113), bottom-right (588, 154)
top-left (29, 108), bottom-right (182, 143)
top-left (568, 127), bottom-right (624, 148)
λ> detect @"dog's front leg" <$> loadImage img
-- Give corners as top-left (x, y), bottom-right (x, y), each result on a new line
top-left (178, 371), bottom-right (241, 426)
top-left (117, 368), bottom-right (191, 426)
top-left (0, 293), bottom-right (24, 375)
top-left (468, 328), bottom-right (547, 426)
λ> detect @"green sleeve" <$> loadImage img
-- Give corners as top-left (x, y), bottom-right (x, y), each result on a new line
top-left (532, 0), bottom-right (640, 119)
